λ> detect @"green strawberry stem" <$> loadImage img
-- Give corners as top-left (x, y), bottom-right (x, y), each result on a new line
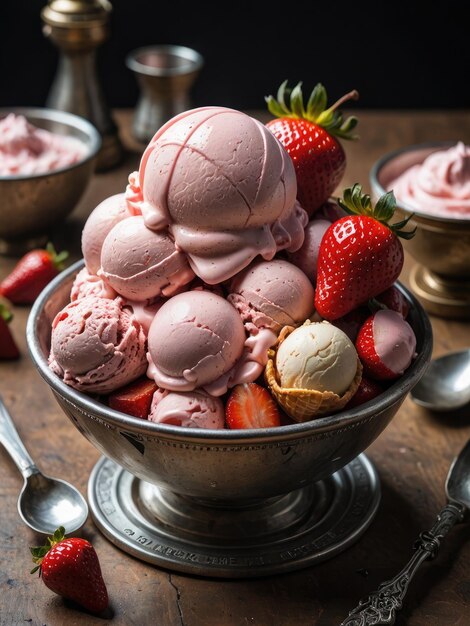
top-left (0, 302), bottom-right (13, 324)
top-left (30, 526), bottom-right (66, 575)
top-left (266, 81), bottom-right (359, 140)
top-left (338, 183), bottom-right (417, 239)
top-left (46, 243), bottom-right (69, 271)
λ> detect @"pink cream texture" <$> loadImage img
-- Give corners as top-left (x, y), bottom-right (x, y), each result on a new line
top-left (149, 389), bottom-right (225, 429)
top-left (70, 267), bottom-right (117, 301)
top-left (0, 113), bottom-right (87, 176)
top-left (99, 215), bottom-right (195, 301)
top-left (373, 310), bottom-right (416, 375)
top-left (132, 107), bottom-right (307, 283)
top-left (390, 142), bottom-right (470, 218)
top-left (49, 296), bottom-right (147, 394)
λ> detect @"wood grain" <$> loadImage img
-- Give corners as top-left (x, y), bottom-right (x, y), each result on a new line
top-left (0, 110), bottom-right (469, 626)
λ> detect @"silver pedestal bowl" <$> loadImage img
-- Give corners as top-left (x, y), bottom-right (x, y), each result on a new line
top-left (27, 260), bottom-right (432, 577)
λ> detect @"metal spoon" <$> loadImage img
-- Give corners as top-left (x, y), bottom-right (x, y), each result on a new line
top-left (0, 395), bottom-right (88, 534)
top-left (341, 440), bottom-right (469, 625)
top-left (411, 349), bottom-right (470, 411)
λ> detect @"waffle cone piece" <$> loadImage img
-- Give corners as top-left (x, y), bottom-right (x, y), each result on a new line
top-left (265, 324), bottom-right (363, 422)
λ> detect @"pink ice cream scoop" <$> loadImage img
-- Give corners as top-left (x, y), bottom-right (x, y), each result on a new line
top-left (70, 267), bottom-right (116, 302)
top-left (148, 389), bottom-right (225, 429)
top-left (287, 218), bottom-right (331, 283)
top-left (228, 259), bottom-right (315, 334)
top-left (49, 296), bottom-right (148, 394)
top-left (99, 215), bottom-right (195, 301)
top-left (82, 193), bottom-right (136, 274)
top-left (390, 142), bottom-right (470, 218)
top-left (133, 106), bottom-right (307, 283)
top-left (147, 290), bottom-right (246, 393)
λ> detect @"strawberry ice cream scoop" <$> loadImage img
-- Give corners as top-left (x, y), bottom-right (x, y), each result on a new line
top-left (276, 321), bottom-right (358, 395)
top-left (82, 193), bottom-right (136, 274)
top-left (147, 290), bottom-right (246, 392)
top-left (149, 389), bottom-right (225, 429)
top-left (228, 259), bottom-right (315, 333)
top-left (70, 267), bottom-right (116, 302)
top-left (287, 218), bottom-right (331, 283)
top-left (49, 296), bottom-right (147, 394)
top-left (135, 107), bottom-right (307, 283)
top-left (99, 215), bottom-right (195, 301)
top-left (356, 309), bottom-right (416, 380)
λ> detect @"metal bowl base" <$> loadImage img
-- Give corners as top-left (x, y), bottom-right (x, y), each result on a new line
top-left (88, 454), bottom-right (380, 578)
top-left (410, 265), bottom-right (470, 319)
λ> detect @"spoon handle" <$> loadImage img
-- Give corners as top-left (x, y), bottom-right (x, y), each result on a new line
top-left (341, 502), bottom-right (466, 625)
top-left (0, 396), bottom-right (39, 479)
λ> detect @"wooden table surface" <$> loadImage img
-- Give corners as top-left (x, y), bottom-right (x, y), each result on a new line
top-left (1, 110), bottom-right (469, 626)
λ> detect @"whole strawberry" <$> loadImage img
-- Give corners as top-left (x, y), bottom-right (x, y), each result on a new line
top-left (0, 302), bottom-right (20, 359)
top-left (265, 81), bottom-right (359, 216)
top-left (0, 243), bottom-right (68, 304)
top-left (31, 526), bottom-right (108, 614)
top-left (315, 184), bottom-right (416, 320)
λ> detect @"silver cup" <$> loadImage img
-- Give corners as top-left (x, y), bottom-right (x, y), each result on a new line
top-left (126, 45), bottom-right (204, 143)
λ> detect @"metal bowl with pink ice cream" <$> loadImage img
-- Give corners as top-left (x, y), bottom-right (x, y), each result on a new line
top-left (371, 141), bottom-right (470, 318)
top-left (0, 108), bottom-right (100, 254)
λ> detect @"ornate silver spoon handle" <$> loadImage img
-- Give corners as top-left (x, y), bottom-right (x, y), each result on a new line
top-left (341, 502), bottom-right (466, 626)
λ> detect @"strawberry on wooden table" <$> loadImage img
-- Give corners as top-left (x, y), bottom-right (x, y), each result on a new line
top-left (31, 526), bottom-right (108, 614)
top-left (315, 184), bottom-right (416, 320)
top-left (0, 302), bottom-right (20, 359)
top-left (225, 382), bottom-right (281, 429)
top-left (265, 81), bottom-right (359, 216)
top-left (108, 376), bottom-right (157, 419)
top-left (0, 243), bottom-right (68, 304)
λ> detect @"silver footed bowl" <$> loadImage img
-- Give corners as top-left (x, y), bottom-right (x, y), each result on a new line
top-left (27, 260), bottom-right (432, 503)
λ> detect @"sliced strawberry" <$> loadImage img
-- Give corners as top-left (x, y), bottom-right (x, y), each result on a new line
top-left (225, 382), bottom-right (281, 429)
top-left (345, 376), bottom-right (384, 409)
top-left (0, 303), bottom-right (20, 359)
top-left (108, 377), bottom-right (157, 419)
top-left (0, 243), bottom-right (68, 305)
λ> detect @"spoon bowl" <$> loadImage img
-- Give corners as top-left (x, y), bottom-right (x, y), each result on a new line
top-left (0, 396), bottom-right (88, 535)
top-left (18, 472), bottom-right (89, 535)
top-left (411, 349), bottom-right (470, 411)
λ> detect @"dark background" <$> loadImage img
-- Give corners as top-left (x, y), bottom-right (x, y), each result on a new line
top-left (0, 1), bottom-right (469, 111)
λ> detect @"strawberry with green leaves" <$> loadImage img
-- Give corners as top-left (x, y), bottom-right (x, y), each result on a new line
top-left (266, 81), bottom-right (359, 216)
top-left (315, 184), bottom-right (416, 320)
top-left (0, 302), bottom-right (20, 360)
top-left (31, 526), bottom-right (108, 614)
top-left (0, 243), bottom-right (68, 305)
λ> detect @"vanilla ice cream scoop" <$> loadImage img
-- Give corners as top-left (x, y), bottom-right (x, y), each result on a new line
top-left (134, 106), bottom-right (307, 283)
top-left (99, 215), bottom-right (195, 301)
top-left (276, 321), bottom-right (358, 395)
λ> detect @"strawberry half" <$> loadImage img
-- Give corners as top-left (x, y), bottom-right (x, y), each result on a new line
top-left (265, 81), bottom-right (359, 216)
top-left (0, 302), bottom-right (20, 359)
top-left (31, 526), bottom-right (108, 614)
top-left (0, 243), bottom-right (68, 305)
top-left (315, 184), bottom-right (416, 320)
top-left (108, 376), bottom-right (157, 419)
top-left (225, 382), bottom-right (281, 429)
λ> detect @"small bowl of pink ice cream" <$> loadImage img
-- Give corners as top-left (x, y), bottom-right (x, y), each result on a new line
top-left (0, 108), bottom-right (101, 254)
top-left (370, 142), bottom-right (470, 319)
